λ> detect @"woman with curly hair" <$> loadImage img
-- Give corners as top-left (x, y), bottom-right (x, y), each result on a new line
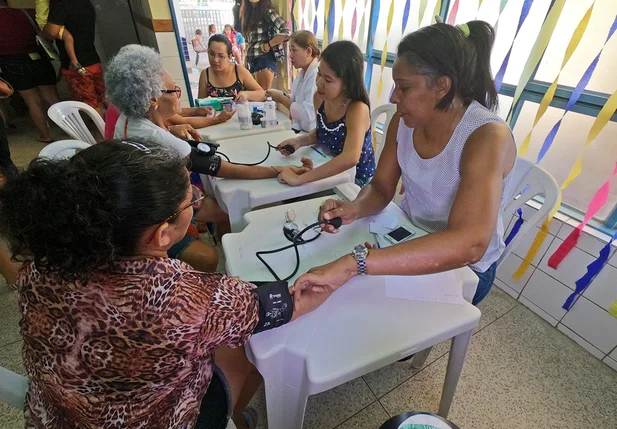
top-left (0, 140), bottom-right (330, 429)
top-left (240, 0), bottom-right (290, 90)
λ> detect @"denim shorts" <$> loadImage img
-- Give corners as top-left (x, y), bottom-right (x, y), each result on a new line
top-left (248, 52), bottom-right (277, 74)
top-left (471, 262), bottom-right (497, 305)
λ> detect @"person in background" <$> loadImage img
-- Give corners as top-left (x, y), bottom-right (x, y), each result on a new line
top-left (0, 0), bottom-right (60, 143)
top-left (266, 30), bottom-right (319, 133)
top-left (235, 28), bottom-right (246, 65)
top-left (198, 35), bottom-right (265, 103)
top-left (224, 24), bottom-right (243, 65)
top-left (209, 23), bottom-right (217, 37)
top-left (192, 28), bottom-right (207, 66)
top-left (292, 21), bottom-right (517, 308)
top-left (233, 0), bottom-right (242, 32)
top-left (35, 0), bottom-right (85, 74)
top-left (276, 40), bottom-right (376, 187)
top-left (107, 45), bottom-right (313, 249)
top-left (240, 0), bottom-right (290, 90)
top-left (0, 140), bottom-right (331, 429)
top-left (43, 0), bottom-right (106, 116)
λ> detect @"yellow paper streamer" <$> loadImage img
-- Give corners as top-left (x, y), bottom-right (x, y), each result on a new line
top-left (293, 0), bottom-right (300, 30)
top-left (376, 0), bottom-right (395, 99)
top-left (507, 0), bottom-right (566, 124)
top-left (610, 299), bottom-right (617, 318)
top-left (513, 90), bottom-right (617, 280)
top-left (323, 0), bottom-right (331, 47)
top-left (337, 0), bottom-right (347, 41)
top-left (432, 0), bottom-right (442, 24)
top-left (518, 2), bottom-right (595, 156)
top-left (418, 0), bottom-right (429, 28)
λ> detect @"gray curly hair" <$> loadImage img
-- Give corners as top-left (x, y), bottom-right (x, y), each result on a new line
top-left (105, 45), bottom-right (164, 118)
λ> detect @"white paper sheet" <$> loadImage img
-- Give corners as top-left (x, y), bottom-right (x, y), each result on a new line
top-left (385, 271), bottom-right (465, 305)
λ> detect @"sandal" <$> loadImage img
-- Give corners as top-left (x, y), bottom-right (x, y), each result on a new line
top-left (241, 407), bottom-right (258, 429)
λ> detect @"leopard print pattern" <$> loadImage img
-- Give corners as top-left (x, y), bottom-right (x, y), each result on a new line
top-left (17, 257), bottom-right (259, 428)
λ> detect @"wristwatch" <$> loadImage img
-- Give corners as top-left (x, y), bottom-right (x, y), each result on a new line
top-left (351, 244), bottom-right (369, 275)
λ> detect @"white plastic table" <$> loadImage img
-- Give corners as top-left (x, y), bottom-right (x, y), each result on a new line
top-left (222, 185), bottom-right (481, 429)
top-left (209, 130), bottom-right (354, 232)
top-left (197, 110), bottom-right (291, 143)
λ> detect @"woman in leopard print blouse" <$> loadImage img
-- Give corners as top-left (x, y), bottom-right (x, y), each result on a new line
top-left (0, 140), bottom-right (329, 429)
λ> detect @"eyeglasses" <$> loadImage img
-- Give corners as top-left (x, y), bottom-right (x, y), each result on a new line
top-left (161, 85), bottom-right (182, 99)
top-left (145, 188), bottom-right (206, 244)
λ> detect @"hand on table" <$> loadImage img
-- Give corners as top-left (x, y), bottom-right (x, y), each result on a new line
top-left (265, 89), bottom-right (285, 103)
top-left (291, 256), bottom-right (356, 311)
top-left (276, 138), bottom-right (301, 156)
top-left (286, 157), bottom-right (313, 175)
top-left (216, 105), bottom-right (236, 123)
top-left (235, 91), bottom-right (249, 104)
top-left (169, 124), bottom-right (201, 141)
top-left (195, 106), bottom-right (214, 116)
top-left (277, 167), bottom-right (304, 186)
top-left (318, 199), bottom-right (358, 233)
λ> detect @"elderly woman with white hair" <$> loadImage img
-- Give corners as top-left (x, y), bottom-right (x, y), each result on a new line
top-left (105, 45), bottom-right (314, 270)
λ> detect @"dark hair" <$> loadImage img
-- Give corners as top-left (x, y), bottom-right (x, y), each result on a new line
top-left (290, 30), bottom-right (320, 58)
top-left (208, 34), bottom-right (233, 55)
top-left (397, 21), bottom-right (498, 111)
top-left (241, 0), bottom-right (274, 35)
top-left (208, 24), bottom-right (216, 33)
top-left (195, 29), bottom-right (202, 35)
top-left (0, 140), bottom-right (189, 283)
top-left (320, 40), bottom-right (370, 108)
top-left (224, 24), bottom-right (235, 33)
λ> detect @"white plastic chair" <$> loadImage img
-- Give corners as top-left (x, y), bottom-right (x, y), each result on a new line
top-left (410, 157), bottom-right (559, 369)
top-left (38, 140), bottom-right (91, 159)
top-left (48, 101), bottom-right (104, 145)
top-left (370, 104), bottom-right (397, 161)
top-left (0, 366), bottom-right (238, 428)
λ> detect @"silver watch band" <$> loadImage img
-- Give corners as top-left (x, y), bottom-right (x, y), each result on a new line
top-left (356, 256), bottom-right (367, 275)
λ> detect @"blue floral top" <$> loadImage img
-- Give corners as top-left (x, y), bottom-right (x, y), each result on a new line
top-left (315, 102), bottom-right (376, 187)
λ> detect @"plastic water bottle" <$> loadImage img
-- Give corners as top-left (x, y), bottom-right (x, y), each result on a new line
top-left (264, 97), bottom-right (277, 127)
top-left (237, 100), bottom-right (252, 130)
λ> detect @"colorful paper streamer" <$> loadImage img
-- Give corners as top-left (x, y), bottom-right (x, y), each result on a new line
top-left (416, 0), bottom-right (428, 28)
top-left (363, 0), bottom-right (381, 89)
top-left (507, 0), bottom-right (566, 124)
top-left (517, 1), bottom-right (597, 158)
top-left (446, 0), bottom-right (459, 25)
top-left (337, 0), bottom-right (346, 41)
top-left (494, 0), bottom-right (534, 92)
top-left (504, 208), bottom-right (524, 247)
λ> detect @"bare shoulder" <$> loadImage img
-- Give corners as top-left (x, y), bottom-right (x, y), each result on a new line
top-left (463, 122), bottom-right (516, 175)
top-left (346, 101), bottom-right (370, 124)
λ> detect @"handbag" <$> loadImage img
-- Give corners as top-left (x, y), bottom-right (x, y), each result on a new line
top-left (21, 10), bottom-right (60, 61)
top-left (267, 19), bottom-right (287, 61)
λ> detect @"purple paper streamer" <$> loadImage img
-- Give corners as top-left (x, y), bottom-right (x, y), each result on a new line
top-left (402, 0), bottom-right (410, 34)
top-left (536, 16), bottom-right (617, 164)
top-left (504, 208), bottom-right (524, 246)
top-left (494, 0), bottom-right (534, 91)
top-left (563, 231), bottom-right (617, 311)
top-left (313, 16), bottom-right (318, 34)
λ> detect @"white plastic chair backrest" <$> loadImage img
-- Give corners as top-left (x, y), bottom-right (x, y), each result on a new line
top-left (47, 101), bottom-right (104, 145)
top-left (39, 140), bottom-right (91, 159)
top-left (370, 104), bottom-right (396, 161)
top-left (497, 157), bottom-right (560, 267)
top-left (0, 366), bottom-right (28, 409)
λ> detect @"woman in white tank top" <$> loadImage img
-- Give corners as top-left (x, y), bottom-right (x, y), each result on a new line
top-left (294, 20), bottom-right (517, 306)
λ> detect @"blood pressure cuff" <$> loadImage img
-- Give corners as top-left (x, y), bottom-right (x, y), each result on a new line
top-left (250, 281), bottom-right (293, 333)
top-left (189, 147), bottom-right (222, 176)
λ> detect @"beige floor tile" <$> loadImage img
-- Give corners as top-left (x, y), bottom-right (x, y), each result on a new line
top-left (0, 404), bottom-right (24, 429)
top-left (0, 284), bottom-right (21, 348)
top-left (379, 305), bottom-right (617, 429)
top-left (335, 401), bottom-right (390, 429)
top-left (0, 341), bottom-right (25, 376)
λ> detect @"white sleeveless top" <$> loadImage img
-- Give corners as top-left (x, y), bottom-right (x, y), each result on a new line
top-left (397, 101), bottom-right (518, 272)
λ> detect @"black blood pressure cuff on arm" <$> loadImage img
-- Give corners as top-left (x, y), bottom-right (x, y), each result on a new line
top-left (189, 147), bottom-right (222, 176)
top-left (251, 281), bottom-right (294, 333)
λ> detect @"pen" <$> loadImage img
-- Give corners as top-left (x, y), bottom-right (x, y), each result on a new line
top-left (373, 233), bottom-right (382, 248)
top-left (310, 146), bottom-right (327, 159)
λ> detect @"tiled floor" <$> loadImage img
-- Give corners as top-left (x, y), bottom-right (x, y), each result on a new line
top-left (2, 121), bottom-right (617, 428)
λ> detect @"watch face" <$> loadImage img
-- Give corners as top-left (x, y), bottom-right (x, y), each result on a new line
top-left (353, 245), bottom-right (368, 259)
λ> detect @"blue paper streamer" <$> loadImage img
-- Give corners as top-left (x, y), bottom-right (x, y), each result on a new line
top-left (494, 0), bottom-right (534, 91)
top-left (364, 0), bottom-right (381, 89)
top-left (402, 0), bottom-right (410, 33)
top-left (563, 231), bottom-right (617, 311)
top-left (504, 208), bottom-right (524, 246)
top-left (314, 0), bottom-right (320, 34)
top-left (536, 16), bottom-right (617, 164)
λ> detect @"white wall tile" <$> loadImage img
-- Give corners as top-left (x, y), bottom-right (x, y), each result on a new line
top-left (521, 270), bottom-right (571, 321)
top-left (518, 203), bottom-right (564, 236)
top-left (511, 225), bottom-right (556, 267)
top-left (561, 296), bottom-right (617, 354)
top-left (493, 278), bottom-right (520, 299)
top-left (155, 32), bottom-right (180, 58)
top-left (610, 347), bottom-right (617, 361)
top-left (496, 253), bottom-right (533, 293)
top-left (537, 238), bottom-right (595, 290)
top-left (557, 220), bottom-right (615, 259)
top-left (603, 356), bottom-right (617, 372)
top-left (557, 324), bottom-right (605, 360)
top-left (582, 263), bottom-right (617, 312)
top-left (609, 250), bottom-right (617, 268)
top-left (519, 296), bottom-right (559, 326)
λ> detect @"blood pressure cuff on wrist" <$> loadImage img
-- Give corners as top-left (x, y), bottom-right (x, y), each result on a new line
top-left (251, 281), bottom-right (293, 333)
top-left (189, 147), bottom-right (222, 176)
